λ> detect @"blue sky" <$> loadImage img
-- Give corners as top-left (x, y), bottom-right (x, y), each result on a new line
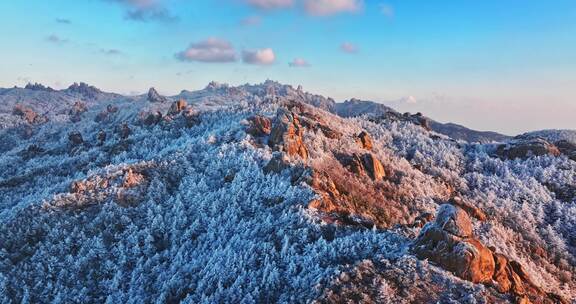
top-left (1, 0), bottom-right (575, 133)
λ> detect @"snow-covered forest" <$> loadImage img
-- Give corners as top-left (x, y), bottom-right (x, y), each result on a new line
top-left (0, 81), bottom-right (574, 303)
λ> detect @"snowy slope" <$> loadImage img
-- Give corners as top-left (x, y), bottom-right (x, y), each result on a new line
top-left (0, 81), bottom-right (574, 303)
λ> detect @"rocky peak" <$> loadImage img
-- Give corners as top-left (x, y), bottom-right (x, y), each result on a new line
top-left (66, 82), bottom-right (102, 99)
top-left (24, 82), bottom-right (55, 92)
top-left (205, 81), bottom-right (229, 91)
top-left (147, 87), bottom-right (167, 103)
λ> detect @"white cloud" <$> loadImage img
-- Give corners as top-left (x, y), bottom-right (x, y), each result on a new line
top-left (289, 58), bottom-right (310, 67)
top-left (242, 48), bottom-right (276, 65)
top-left (340, 42), bottom-right (358, 53)
top-left (176, 38), bottom-right (237, 63)
top-left (245, 0), bottom-right (294, 10)
top-left (303, 0), bottom-right (363, 16)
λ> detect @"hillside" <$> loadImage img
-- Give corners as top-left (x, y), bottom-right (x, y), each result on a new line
top-left (0, 81), bottom-right (574, 303)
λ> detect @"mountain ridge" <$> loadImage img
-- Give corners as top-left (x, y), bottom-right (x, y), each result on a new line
top-left (0, 81), bottom-right (533, 143)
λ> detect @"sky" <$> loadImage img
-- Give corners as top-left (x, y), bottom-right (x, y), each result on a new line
top-left (0, 0), bottom-right (575, 134)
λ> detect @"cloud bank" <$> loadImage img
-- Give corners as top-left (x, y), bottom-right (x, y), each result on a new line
top-left (242, 48), bottom-right (276, 65)
top-left (176, 38), bottom-right (237, 63)
top-left (244, 0), bottom-right (362, 16)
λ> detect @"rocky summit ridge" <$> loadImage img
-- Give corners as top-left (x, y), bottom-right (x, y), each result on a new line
top-left (0, 80), bottom-right (574, 303)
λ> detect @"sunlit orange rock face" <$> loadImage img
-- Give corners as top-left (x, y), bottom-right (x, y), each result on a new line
top-left (413, 204), bottom-right (568, 304)
top-left (337, 152), bottom-right (385, 180)
top-left (252, 102), bottom-right (452, 229)
top-left (60, 164), bottom-right (151, 208)
top-left (169, 99), bottom-right (188, 115)
top-left (356, 131), bottom-right (373, 150)
top-left (246, 115), bottom-right (272, 137)
top-left (413, 204), bottom-right (494, 284)
top-left (268, 108), bottom-right (309, 160)
top-left (13, 104), bottom-right (48, 124)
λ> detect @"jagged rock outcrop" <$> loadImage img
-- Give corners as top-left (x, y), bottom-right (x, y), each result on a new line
top-left (169, 99), bottom-right (187, 115)
top-left (409, 112), bottom-right (431, 131)
top-left (24, 82), bottom-right (55, 92)
top-left (356, 131), bottom-right (373, 150)
top-left (141, 111), bottom-right (163, 126)
top-left (64, 165), bottom-right (150, 208)
top-left (413, 204), bottom-right (567, 304)
top-left (94, 104), bottom-right (119, 123)
top-left (305, 169), bottom-right (374, 228)
top-left (69, 101), bottom-right (87, 122)
top-left (368, 111), bottom-right (431, 131)
top-left (122, 168), bottom-right (145, 188)
top-left (297, 112), bottom-right (342, 139)
top-left (246, 115), bottom-right (272, 137)
top-left (362, 153), bottom-right (385, 180)
top-left (338, 153), bottom-right (385, 180)
top-left (66, 82), bottom-right (102, 99)
top-left (449, 196), bottom-right (487, 221)
top-left (147, 87), bottom-right (167, 103)
top-left (69, 101), bottom-right (87, 116)
top-left (496, 138), bottom-right (561, 160)
top-left (13, 104), bottom-right (48, 124)
top-left (268, 108), bottom-right (308, 160)
top-left (413, 204), bottom-right (495, 283)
